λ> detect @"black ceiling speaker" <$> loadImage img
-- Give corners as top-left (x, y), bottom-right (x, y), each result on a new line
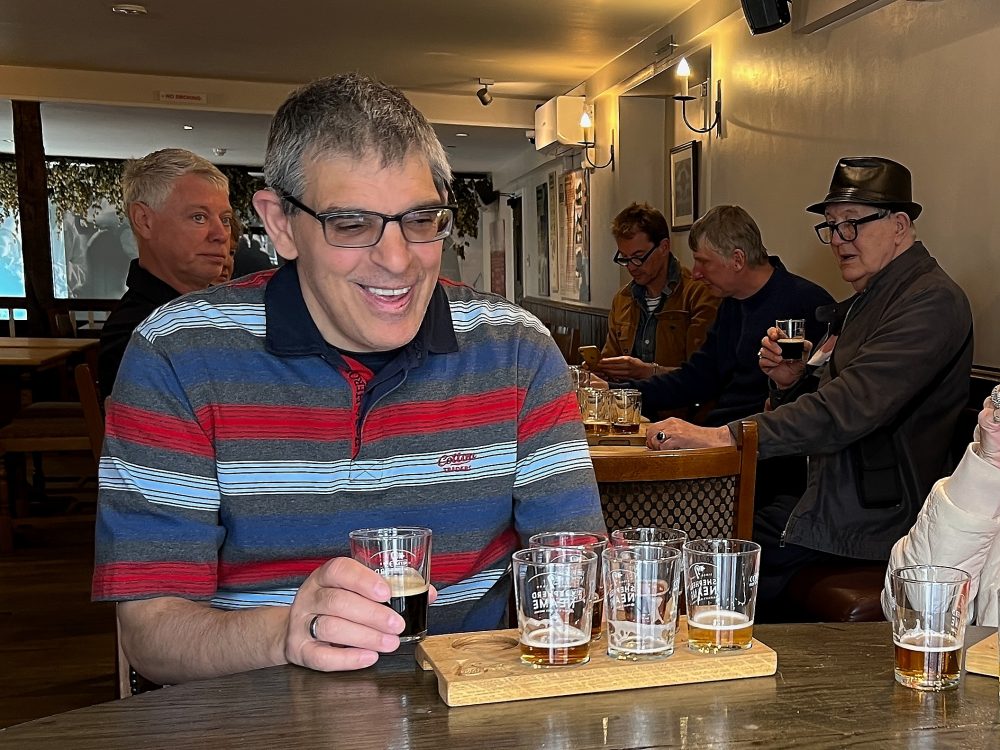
top-left (741, 0), bottom-right (791, 34)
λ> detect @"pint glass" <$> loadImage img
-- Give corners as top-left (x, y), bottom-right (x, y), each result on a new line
top-left (512, 547), bottom-right (598, 666)
top-left (603, 544), bottom-right (681, 660)
top-left (890, 565), bottom-right (971, 691)
top-left (349, 526), bottom-right (432, 643)
top-left (683, 539), bottom-right (760, 653)
top-left (530, 531), bottom-right (608, 640)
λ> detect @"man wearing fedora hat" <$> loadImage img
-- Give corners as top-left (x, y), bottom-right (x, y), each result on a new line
top-left (644, 156), bottom-right (973, 615)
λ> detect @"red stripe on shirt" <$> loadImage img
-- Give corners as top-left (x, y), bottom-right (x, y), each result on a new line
top-left (219, 558), bottom-right (328, 587)
top-left (431, 527), bottom-right (520, 585)
top-left (518, 392), bottom-right (581, 444)
top-left (106, 403), bottom-right (215, 458)
top-left (229, 269), bottom-right (277, 288)
top-left (92, 562), bottom-right (217, 598)
top-left (195, 405), bottom-right (355, 442)
top-left (366, 388), bottom-right (519, 439)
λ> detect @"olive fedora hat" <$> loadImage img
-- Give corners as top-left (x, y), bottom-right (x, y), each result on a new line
top-left (807, 156), bottom-right (922, 220)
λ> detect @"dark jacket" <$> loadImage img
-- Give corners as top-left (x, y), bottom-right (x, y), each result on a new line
top-left (741, 242), bottom-right (973, 559)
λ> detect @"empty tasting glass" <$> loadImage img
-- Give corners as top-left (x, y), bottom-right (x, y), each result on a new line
top-left (349, 526), bottom-right (432, 643)
top-left (890, 565), bottom-right (971, 691)
top-left (604, 544), bottom-right (681, 660)
top-left (683, 539), bottom-right (760, 653)
top-left (530, 531), bottom-right (609, 641)
top-left (775, 318), bottom-right (806, 361)
top-left (568, 365), bottom-right (591, 391)
top-left (579, 388), bottom-right (611, 436)
top-left (611, 527), bottom-right (688, 551)
top-left (610, 388), bottom-right (642, 435)
top-left (512, 547), bottom-right (598, 667)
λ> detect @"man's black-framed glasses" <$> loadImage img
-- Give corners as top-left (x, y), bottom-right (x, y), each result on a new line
top-left (613, 241), bottom-right (662, 268)
top-left (813, 209), bottom-right (890, 245)
top-left (278, 192), bottom-right (456, 248)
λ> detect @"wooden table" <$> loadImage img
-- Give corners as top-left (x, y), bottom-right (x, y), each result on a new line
top-left (0, 339), bottom-right (98, 423)
top-left (1, 623), bottom-right (997, 748)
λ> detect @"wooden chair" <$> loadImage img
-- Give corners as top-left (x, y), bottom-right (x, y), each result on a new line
top-left (551, 325), bottom-right (580, 364)
top-left (74, 363), bottom-right (105, 462)
top-left (590, 420), bottom-right (758, 540)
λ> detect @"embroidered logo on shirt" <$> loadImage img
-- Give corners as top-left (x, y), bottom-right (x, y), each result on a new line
top-left (438, 451), bottom-right (476, 472)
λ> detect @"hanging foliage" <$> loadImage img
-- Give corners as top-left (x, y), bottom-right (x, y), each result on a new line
top-left (450, 173), bottom-right (495, 260)
top-left (0, 154), bottom-right (263, 227)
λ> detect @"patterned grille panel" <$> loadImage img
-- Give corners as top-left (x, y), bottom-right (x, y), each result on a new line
top-left (599, 477), bottom-right (737, 539)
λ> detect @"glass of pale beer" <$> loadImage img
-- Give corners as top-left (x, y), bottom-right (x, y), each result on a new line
top-left (349, 526), bottom-right (432, 643)
top-left (512, 547), bottom-right (598, 666)
top-left (530, 531), bottom-right (609, 640)
top-left (609, 388), bottom-right (642, 435)
top-left (579, 388), bottom-right (611, 436)
top-left (683, 539), bottom-right (760, 653)
top-left (774, 319), bottom-right (806, 361)
top-left (603, 544), bottom-right (681, 660)
top-left (890, 565), bottom-right (971, 691)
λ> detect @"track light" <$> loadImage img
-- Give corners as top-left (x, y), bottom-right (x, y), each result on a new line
top-left (476, 78), bottom-right (494, 107)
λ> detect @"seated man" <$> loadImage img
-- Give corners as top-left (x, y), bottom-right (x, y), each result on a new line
top-left (610, 205), bottom-right (832, 428)
top-left (593, 202), bottom-right (718, 381)
top-left (647, 157), bottom-right (973, 613)
top-left (92, 73), bottom-right (604, 685)
top-left (882, 391), bottom-right (1000, 626)
top-left (99, 148), bottom-right (233, 396)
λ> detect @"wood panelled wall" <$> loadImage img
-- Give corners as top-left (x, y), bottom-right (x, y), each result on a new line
top-left (519, 297), bottom-right (610, 358)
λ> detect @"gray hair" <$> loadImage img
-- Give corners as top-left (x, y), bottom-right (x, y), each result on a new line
top-left (264, 72), bottom-right (452, 207)
top-left (122, 148), bottom-right (228, 210)
top-left (688, 205), bottom-right (769, 267)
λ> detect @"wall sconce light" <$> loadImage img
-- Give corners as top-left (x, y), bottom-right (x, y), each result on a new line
top-left (476, 78), bottom-right (494, 106)
top-left (578, 103), bottom-right (615, 171)
top-left (672, 58), bottom-right (723, 137)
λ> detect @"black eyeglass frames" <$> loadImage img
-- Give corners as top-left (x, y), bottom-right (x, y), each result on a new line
top-left (277, 192), bottom-right (456, 248)
top-left (612, 241), bottom-right (663, 267)
top-left (814, 209), bottom-right (890, 244)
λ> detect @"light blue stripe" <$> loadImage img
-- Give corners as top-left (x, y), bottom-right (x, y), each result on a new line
top-left (139, 300), bottom-right (266, 342)
top-left (100, 456), bottom-right (220, 511)
top-left (448, 299), bottom-right (547, 334)
top-left (514, 440), bottom-right (592, 488)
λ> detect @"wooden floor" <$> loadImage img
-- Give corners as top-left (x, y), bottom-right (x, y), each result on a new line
top-left (0, 508), bottom-right (117, 728)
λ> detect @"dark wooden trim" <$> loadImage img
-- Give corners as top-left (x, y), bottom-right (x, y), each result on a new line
top-left (518, 296), bottom-right (611, 350)
top-left (520, 296), bottom-right (610, 316)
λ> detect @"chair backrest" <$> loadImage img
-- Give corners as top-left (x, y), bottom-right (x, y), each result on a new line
top-left (551, 325), bottom-right (580, 364)
top-left (590, 420), bottom-right (758, 539)
top-left (73, 363), bottom-right (105, 462)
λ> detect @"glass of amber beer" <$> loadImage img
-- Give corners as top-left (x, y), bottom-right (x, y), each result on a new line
top-left (683, 539), bottom-right (760, 653)
top-left (530, 531), bottom-right (609, 640)
top-left (603, 544), bottom-right (681, 660)
top-left (579, 388), bottom-right (611, 436)
top-left (609, 389), bottom-right (642, 435)
top-left (349, 527), bottom-right (432, 643)
top-left (890, 565), bottom-right (971, 691)
top-left (512, 547), bottom-right (598, 666)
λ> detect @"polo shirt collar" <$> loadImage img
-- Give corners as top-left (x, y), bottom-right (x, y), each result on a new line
top-left (127, 259), bottom-right (182, 305)
top-left (264, 260), bottom-right (458, 360)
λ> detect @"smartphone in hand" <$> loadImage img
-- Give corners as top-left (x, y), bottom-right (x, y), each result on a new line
top-left (578, 346), bottom-right (601, 368)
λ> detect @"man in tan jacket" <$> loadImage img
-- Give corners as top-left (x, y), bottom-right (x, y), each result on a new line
top-left (594, 202), bottom-right (718, 381)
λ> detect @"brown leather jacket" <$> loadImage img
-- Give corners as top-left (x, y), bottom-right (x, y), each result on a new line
top-left (601, 263), bottom-right (719, 367)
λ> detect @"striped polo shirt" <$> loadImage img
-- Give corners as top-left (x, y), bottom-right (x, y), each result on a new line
top-left (92, 262), bottom-right (605, 634)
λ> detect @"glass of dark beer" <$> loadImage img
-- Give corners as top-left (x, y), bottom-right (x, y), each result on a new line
top-left (775, 319), bottom-right (806, 361)
top-left (610, 389), bottom-right (642, 435)
top-left (890, 565), bottom-right (971, 691)
top-left (513, 547), bottom-right (598, 666)
top-left (683, 539), bottom-right (760, 653)
top-left (530, 531), bottom-right (609, 640)
top-left (349, 526), bottom-right (432, 643)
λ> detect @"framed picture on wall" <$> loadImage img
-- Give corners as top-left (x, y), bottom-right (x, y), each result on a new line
top-left (669, 140), bottom-right (700, 231)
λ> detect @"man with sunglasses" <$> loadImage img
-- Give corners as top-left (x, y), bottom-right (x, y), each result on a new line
top-left (93, 73), bottom-right (605, 684)
top-left (647, 157), bottom-right (973, 616)
top-left (593, 202), bottom-right (719, 382)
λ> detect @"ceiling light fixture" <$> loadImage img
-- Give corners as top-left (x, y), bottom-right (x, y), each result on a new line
top-left (212, 147), bottom-right (228, 156)
top-left (476, 78), bottom-right (494, 107)
top-left (111, 3), bottom-right (148, 15)
top-left (182, 125), bottom-right (194, 130)
top-left (455, 132), bottom-right (469, 138)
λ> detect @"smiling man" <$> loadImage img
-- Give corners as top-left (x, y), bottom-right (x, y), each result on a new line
top-left (648, 158), bottom-right (973, 616)
top-left (594, 202), bottom-right (718, 381)
top-left (92, 73), bottom-right (604, 685)
top-left (98, 148), bottom-right (233, 396)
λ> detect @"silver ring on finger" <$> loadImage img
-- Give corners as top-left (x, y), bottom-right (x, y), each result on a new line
top-left (308, 614), bottom-right (322, 641)
top-left (655, 431), bottom-right (666, 443)
top-left (758, 349), bottom-right (765, 359)
top-left (991, 384), bottom-right (1000, 423)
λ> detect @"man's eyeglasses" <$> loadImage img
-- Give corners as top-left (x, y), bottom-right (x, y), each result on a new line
top-left (277, 192), bottom-right (456, 248)
top-left (813, 209), bottom-right (889, 244)
top-left (613, 241), bottom-right (662, 268)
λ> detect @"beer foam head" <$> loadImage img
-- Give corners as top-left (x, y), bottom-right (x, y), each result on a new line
top-left (383, 567), bottom-right (428, 596)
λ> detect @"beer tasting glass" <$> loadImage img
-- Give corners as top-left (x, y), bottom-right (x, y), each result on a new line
top-left (530, 531), bottom-right (609, 640)
top-left (610, 388), bottom-right (642, 435)
top-left (775, 318), bottom-right (806, 361)
top-left (611, 527), bottom-right (688, 551)
top-left (890, 565), bottom-right (971, 691)
top-left (603, 544), bottom-right (681, 660)
top-left (512, 547), bottom-right (598, 666)
top-left (579, 387), bottom-right (611, 436)
top-left (568, 365), bottom-right (591, 391)
top-left (349, 526), bottom-right (432, 643)
top-left (683, 539), bottom-right (760, 653)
